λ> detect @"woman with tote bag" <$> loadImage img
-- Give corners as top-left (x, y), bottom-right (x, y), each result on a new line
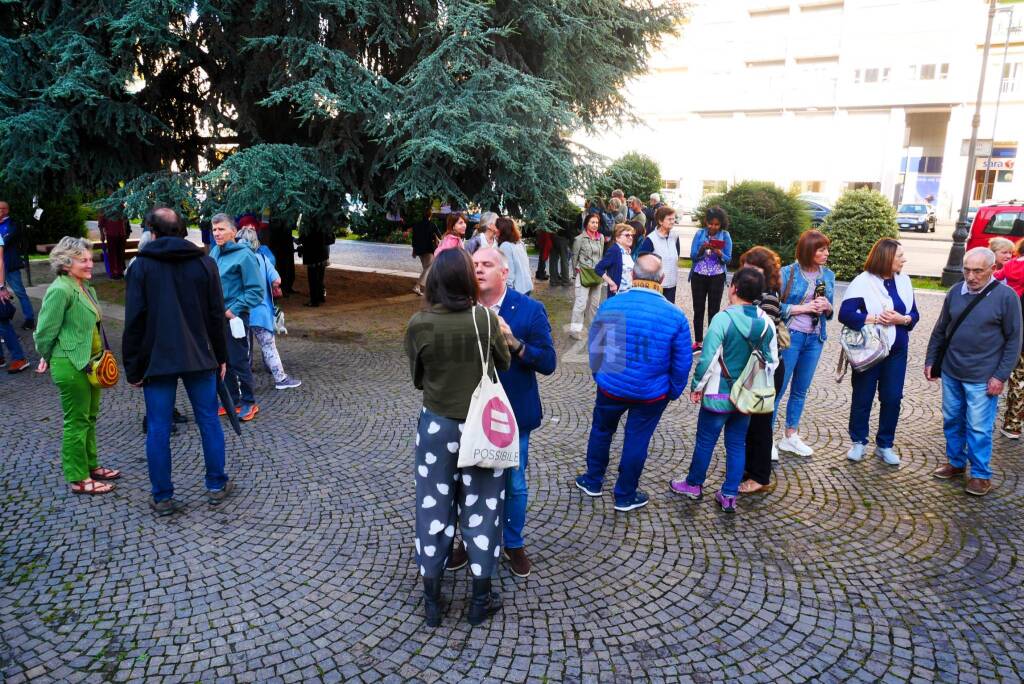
top-left (404, 248), bottom-right (512, 628)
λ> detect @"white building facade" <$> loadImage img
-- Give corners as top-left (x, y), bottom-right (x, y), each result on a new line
top-left (582, 0), bottom-right (1024, 219)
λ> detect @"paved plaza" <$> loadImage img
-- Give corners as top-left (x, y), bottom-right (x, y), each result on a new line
top-left (2, 273), bottom-right (1023, 683)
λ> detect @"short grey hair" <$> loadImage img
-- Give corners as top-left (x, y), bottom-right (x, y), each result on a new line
top-left (964, 247), bottom-right (996, 268)
top-left (50, 236), bottom-right (93, 274)
top-left (476, 211), bottom-right (498, 233)
top-left (210, 212), bottom-right (236, 229)
top-left (627, 196), bottom-right (640, 206)
top-left (633, 253), bottom-right (663, 282)
top-left (649, 193), bottom-right (661, 203)
top-left (236, 226), bottom-right (260, 250)
top-left (475, 246), bottom-right (508, 269)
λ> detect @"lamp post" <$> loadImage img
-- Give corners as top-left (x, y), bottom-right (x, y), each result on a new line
top-left (941, 0), bottom-right (998, 286)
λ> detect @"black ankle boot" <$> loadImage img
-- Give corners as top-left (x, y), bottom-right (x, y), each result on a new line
top-left (467, 578), bottom-right (502, 626)
top-left (422, 576), bottom-right (444, 627)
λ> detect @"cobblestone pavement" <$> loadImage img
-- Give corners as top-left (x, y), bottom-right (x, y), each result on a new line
top-left (2, 280), bottom-right (1023, 683)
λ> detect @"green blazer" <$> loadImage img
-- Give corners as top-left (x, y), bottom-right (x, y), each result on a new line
top-left (33, 275), bottom-right (102, 371)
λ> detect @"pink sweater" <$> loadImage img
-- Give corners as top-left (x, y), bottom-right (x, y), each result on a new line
top-left (434, 233), bottom-right (463, 257)
top-left (995, 257), bottom-right (1024, 296)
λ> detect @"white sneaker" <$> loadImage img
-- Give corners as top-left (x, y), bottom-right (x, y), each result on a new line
top-left (778, 433), bottom-right (814, 456)
top-left (771, 443), bottom-right (779, 462)
top-left (1000, 427), bottom-right (1021, 440)
top-left (847, 443), bottom-right (865, 462)
top-left (875, 447), bottom-right (901, 466)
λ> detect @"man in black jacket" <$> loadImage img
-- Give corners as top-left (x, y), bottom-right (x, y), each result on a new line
top-left (123, 207), bottom-right (232, 516)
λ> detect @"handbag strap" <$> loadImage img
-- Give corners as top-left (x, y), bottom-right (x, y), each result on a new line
top-left (470, 305), bottom-right (491, 376)
top-left (717, 314), bottom-right (767, 379)
top-left (943, 280), bottom-right (999, 346)
top-left (80, 284), bottom-right (111, 352)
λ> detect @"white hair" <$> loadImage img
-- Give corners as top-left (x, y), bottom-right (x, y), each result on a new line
top-left (649, 193), bottom-right (660, 203)
top-left (210, 212), bottom-right (236, 229)
top-left (633, 253), bottom-right (663, 282)
top-left (476, 211), bottom-right (498, 233)
top-left (49, 236), bottom-right (93, 274)
top-left (237, 226), bottom-right (260, 250)
top-left (964, 247), bottom-right (996, 268)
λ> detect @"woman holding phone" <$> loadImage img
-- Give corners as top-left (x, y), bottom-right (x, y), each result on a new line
top-left (688, 206), bottom-right (733, 351)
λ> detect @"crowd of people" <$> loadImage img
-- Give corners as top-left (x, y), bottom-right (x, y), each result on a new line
top-left (1, 192), bottom-right (1021, 630)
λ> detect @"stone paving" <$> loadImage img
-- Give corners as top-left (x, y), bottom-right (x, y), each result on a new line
top-left (2, 276), bottom-right (1023, 683)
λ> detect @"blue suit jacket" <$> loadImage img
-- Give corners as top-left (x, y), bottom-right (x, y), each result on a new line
top-left (497, 288), bottom-right (557, 434)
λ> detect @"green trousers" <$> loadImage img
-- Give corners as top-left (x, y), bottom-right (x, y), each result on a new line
top-left (50, 357), bottom-right (101, 482)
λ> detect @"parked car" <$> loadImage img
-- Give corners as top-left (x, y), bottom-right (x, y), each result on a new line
top-left (966, 201), bottom-right (1024, 252)
top-left (896, 203), bottom-right (936, 233)
top-left (798, 194), bottom-right (832, 227)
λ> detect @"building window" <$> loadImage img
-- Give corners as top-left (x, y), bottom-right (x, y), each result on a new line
top-left (702, 180), bottom-right (727, 195)
top-left (920, 64), bottom-right (936, 80)
top-left (865, 68), bottom-right (879, 83)
top-left (663, 180), bottom-right (679, 190)
top-left (844, 181), bottom-right (881, 191)
top-left (1002, 62), bottom-right (1021, 94)
top-left (749, 7), bottom-right (789, 18)
top-left (853, 68), bottom-right (861, 84)
top-left (799, 1), bottom-right (844, 12)
top-left (939, 63), bottom-right (949, 79)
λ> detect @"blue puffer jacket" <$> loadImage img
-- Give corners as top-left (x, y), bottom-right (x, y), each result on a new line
top-left (588, 287), bottom-right (693, 401)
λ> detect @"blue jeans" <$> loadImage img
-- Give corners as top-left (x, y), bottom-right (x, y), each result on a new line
top-left (225, 313), bottom-right (256, 407)
top-left (848, 345), bottom-right (908, 448)
top-left (503, 432), bottom-right (530, 549)
top-left (144, 370), bottom-right (228, 502)
top-left (6, 269), bottom-right (34, 322)
top-left (775, 329), bottom-right (824, 431)
top-left (582, 390), bottom-right (668, 503)
top-left (685, 408), bottom-right (750, 497)
top-left (0, 318), bottom-right (26, 360)
top-left (941, 373), bottom-right (999, 480)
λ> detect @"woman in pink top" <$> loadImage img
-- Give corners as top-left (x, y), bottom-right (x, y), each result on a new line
top-left (434, 212), bottom-right (467, 256)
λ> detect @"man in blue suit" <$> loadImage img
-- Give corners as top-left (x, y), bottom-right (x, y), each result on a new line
top-left (473, 247), bottom-right (557, 578)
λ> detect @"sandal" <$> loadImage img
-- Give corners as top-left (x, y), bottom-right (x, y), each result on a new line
top-left (71, 479), bottom-right (114, 495)
top-left (739, 479), bottom-right (776, 495)
top-left (90, 467), bottom-right (121, 481)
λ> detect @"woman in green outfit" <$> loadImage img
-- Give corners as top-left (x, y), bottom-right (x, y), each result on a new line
top-left (34, 237), bottom-right (120, 495)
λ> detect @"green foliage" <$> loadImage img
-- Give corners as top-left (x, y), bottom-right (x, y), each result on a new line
top-left (821, 189), bottom-right (899, 281)
top-left (695, 182), bottom-right (810, 267)
top-left (590, 153), bottom-right (662, 201)
top-left (349, 211), bottom-right (402, 243)
top-left (1, 1), bottom-right (684, 228)
top-left (0, 186), bottom-right (86, 246)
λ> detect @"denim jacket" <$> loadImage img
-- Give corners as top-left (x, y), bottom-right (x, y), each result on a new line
top-left (779, 262), bottom-right (836, 341)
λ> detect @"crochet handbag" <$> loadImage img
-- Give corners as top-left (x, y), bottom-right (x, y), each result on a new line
top-left (86, 322), bottom-right (120, 389)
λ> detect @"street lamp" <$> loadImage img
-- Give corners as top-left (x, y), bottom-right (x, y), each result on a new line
top-left (941, 0), bottom-right (998, 286)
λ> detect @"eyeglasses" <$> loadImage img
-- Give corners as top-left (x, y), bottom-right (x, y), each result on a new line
top-left (962, 267), bottom-right (992, 275)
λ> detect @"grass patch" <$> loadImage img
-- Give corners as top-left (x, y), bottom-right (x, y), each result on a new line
top-left (910, 276), bottom-right (948, 292)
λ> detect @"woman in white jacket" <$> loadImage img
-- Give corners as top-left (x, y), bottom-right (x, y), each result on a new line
top-left (496, 217), bottom-right (533, 296)
top-left (837, 239), bottom-right (919, 466)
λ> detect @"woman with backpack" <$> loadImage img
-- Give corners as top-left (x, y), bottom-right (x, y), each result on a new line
top-left (670, 267), bottom-right (777, 513)
top-left (737, 247), bottom-right (787, 494)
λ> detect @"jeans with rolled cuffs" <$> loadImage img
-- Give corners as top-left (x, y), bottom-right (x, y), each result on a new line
top-left (774, 329), bottom-right (825, 431)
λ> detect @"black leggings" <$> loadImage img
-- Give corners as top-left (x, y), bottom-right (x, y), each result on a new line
top-left (690, 272), bottom-right (727, 343)
top-left (744, 359), bottom-right (786, 485)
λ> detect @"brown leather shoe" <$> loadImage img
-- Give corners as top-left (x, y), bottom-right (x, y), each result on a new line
top-left (932, 464), bottom-right (966, 480)
top-left (503, 547), bottom-right (531, 578)
top-left (446, 539), bottom-right (468, 571)
top-left (965, 478), bottom-right (992, 496)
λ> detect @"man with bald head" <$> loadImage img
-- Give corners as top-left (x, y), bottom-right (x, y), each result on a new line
top-left (926, 247), bottom-right (1022, 496)
top-left (575, 253), bottom-right (692, 512)
top-left (123, 207), bottom-right (232, 516)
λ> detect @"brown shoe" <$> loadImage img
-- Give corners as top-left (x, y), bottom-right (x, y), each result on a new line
top-left (446, 539), bottom-right (468, 571)
top-left (932, 464), bottom-right (966, 480)
top-left (503, 547), bottom-right (531, 578)
top-left (965, 478), bottom-right (992, 496)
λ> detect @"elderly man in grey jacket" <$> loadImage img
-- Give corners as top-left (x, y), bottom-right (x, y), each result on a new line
top-left (926, 247), bottom-right (1023, 496)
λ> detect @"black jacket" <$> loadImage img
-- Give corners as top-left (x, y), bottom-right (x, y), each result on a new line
top-left (410, 219), bottom-right (440, 256)
top-left (122, 237), bottom-right (228, 383)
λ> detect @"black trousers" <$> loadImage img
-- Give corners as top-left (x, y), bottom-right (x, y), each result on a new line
top-left (690, 272), bottom-right (727, 343)
top-left (744, 359), bottom-right (786, 485)
top-left (663, 286), bottom-right (677, 305)
top-left (307, 262), bottom-right (327, 305)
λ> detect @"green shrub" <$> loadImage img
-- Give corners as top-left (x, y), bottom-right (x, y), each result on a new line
top-left (590, 152), bottom-right (662, 201)
top-left (694, 181), bottom-right (809, 267)
top-left (0, 187), bottom-right (87, 248)
top-left (820, 189), bottom-right (898, 281)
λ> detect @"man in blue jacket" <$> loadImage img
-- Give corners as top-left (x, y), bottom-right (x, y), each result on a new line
top-left (0, 200), bottom-right (36, 330)
top-left (575, 253), bottom-right (693, 512)
top-left (473, 247), bottom-right (556, 578)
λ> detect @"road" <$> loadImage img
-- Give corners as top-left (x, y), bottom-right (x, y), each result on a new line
top-left (318, 222), bottom-right (959, 279)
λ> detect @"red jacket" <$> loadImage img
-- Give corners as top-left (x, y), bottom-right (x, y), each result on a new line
top-left (995, 257), bottom-right (1024, 297)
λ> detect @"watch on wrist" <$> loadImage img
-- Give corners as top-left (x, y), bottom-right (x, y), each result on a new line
top-left (512, 339), bottom-right (524, 355)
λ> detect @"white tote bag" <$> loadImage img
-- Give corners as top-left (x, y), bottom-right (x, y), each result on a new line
top-left (457, 306), bottom-right (521, 470)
